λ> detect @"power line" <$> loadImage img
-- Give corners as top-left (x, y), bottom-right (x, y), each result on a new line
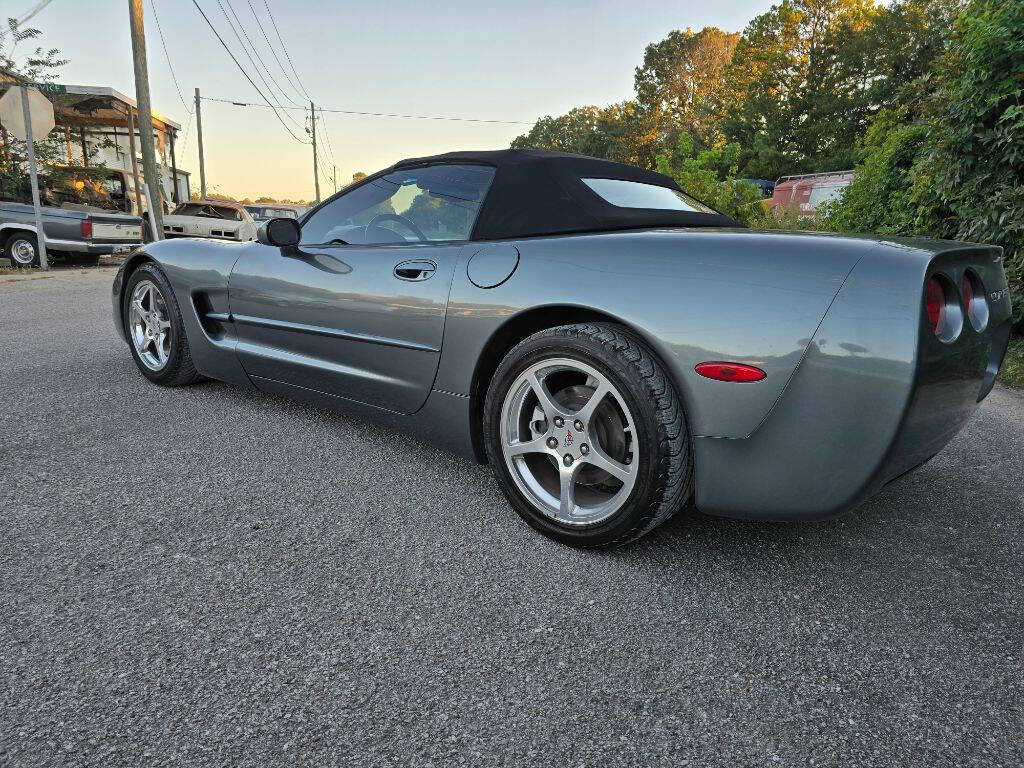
top-left (190, 0), bottom-right (309, 144)
top-left (149, 0), bottom-right (192, 116)
top-left (247, 0), bottom-right (306, 108)
top-left (179, 107), bottom-right (195, 156)
top-left (317, 108), bottom-right (337, 169)
top-left (214, 0), bottom-right (305, 136)
top-left (222, 0), bottom-right (302, 109)
top-left (199, 95), bottom-right (534, 125)
top-left (15, 0), bottom-right (55, 25)
top-left (260, 0), bottom-right (313, 103)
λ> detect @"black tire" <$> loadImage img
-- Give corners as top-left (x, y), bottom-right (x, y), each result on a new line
top-left (483, 323), bottom-right (693, 548)
top-left (5, 233), bottom-right (39, 268)
top-left (122, 262), bottom-right (203, 387)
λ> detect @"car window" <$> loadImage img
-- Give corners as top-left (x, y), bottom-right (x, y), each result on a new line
top-left (582, 177), bottom-right (714, 213)
top-left (300, 164), bottom-right (496, 246)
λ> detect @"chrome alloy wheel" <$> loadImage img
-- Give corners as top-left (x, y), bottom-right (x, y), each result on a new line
top-left (128, 280), bottom-right (171, 371)
top-left (10, 237), bottom-right (36, 266)
top-left (499, 357), bottom-right (638, 526)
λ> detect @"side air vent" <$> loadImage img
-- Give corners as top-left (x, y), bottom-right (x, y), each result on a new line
top-left (191, 291), bottom-right (231, 340)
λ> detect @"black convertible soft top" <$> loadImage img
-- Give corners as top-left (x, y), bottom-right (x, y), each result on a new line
top-left (387, 149), bottom-right (739, 241)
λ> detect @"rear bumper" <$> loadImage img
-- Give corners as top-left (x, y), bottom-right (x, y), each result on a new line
top-left (49, 238), bottom-right (140, 255)
top-left (693, 243), bottom-right (1013, 521)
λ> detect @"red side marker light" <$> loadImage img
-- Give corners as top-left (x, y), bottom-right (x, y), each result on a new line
top-left (695, 362), bottom-right (766, 383)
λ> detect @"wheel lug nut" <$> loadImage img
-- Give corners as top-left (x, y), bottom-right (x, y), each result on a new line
top-left (553, 416), bottom-right (564, 428)
top-left (574, 419), bottom-right (584, 431)
top-left (546, 437), bottom-right (558, 449)
top-left (580, 443), bottom-right (589, 455)
top-left (563, 454), bottom-right (574, 467)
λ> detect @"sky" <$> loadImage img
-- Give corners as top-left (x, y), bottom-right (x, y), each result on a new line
top-left (8, 0), bottom-right (781, 201)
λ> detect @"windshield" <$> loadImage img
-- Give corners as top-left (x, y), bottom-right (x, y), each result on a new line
top-left (172, 203), bottom-right (243, 221)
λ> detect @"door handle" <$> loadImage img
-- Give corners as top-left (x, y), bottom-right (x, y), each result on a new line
top-left (393, 259), bottom-right (437, 281)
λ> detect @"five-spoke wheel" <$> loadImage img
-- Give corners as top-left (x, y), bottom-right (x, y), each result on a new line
top-left (122, 262), bottom-right (203, 387)
top-left (485, 323), bottom-right (693, 548)
top-left (500, 357), bottom-right (638, 526)
top-left (128, 280), bottom-right (172, 371)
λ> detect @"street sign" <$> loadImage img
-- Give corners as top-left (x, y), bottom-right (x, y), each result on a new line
top-left (0, 86), bottom-right (55, 142)
top-left (22, 81), bottom-right (67, 94)
top-left (0, 86), bottom-right (54, 269)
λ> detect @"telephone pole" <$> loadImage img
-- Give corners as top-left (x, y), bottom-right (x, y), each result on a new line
top-left (310, 100), bottom-right (320, 203)
top-left (128, 0), bottom-right (164, 235)
top-left (332, 165), bottom-right (337, 194)
top-left (195, 88), bottom-right (207, 199)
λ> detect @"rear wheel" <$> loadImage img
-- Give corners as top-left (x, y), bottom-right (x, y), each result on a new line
top-left (123, 263), bottom-right (202, 386)
top-left (5, 234), bottom-right (39, 268)
top-left (484, 323), bottom-right (692, 547)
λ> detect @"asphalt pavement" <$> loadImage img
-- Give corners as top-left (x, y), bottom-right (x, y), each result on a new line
top-left (2, 268), bottom-right (1022, 767)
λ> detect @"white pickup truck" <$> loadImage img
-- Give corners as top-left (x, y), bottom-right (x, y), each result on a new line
top-left (162, 200), bottom-right (257, 242)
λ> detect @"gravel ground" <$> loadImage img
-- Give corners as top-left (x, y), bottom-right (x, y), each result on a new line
top-left (2, 269), bottom-right (1022, 767)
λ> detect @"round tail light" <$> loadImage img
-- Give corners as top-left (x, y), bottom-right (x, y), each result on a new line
top-left (924, 275), bottom-right (962, 343)
top-left (926, 277), bottom-right (945, 334)
top-left (962, 270), bottom-right (989, 331)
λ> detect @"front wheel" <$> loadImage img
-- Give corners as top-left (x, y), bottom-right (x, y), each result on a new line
top-left (123, 262), bottom-right (203, 386)
top-left (483, 323), bottom-right (693, 548)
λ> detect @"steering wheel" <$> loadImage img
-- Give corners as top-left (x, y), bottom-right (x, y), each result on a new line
top-left (366, 213), bottom-right (427, 242)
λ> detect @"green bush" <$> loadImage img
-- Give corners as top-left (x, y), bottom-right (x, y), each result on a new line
top-left (924, 0), bottom-right (1024, 331)
top-left (824, 0), bottom-right (1023, 332)
top-left (819, 112), bottom-right (939, 236)
top-left (656, 133), bottom-right (767, 226)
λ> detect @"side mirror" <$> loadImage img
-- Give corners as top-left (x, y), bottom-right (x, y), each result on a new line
top-left (257, 217), bottom-right (301, 247)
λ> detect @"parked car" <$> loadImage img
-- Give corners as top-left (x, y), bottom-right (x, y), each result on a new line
top-left (162, 200), bottom-right (257, 242)
top-left (111, 150), bottom-right (1012, 547)
top-left (771, 170), bottom-right (854, 215)
top-left (1, 199), bottom-right (143, 267)
top-left (244, 204), bottom-right (306, 222)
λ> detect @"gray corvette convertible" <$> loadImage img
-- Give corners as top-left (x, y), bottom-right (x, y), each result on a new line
top-left (113, 150), bottom-right (1013, 547)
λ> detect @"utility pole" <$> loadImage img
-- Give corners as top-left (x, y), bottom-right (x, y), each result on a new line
top-left (18, 88), bottom-right (48, 269)
top-left (310, 100), bottom-right (320, 203)
top-left (195, 87), bottom-right (207, 199)
top-left (128, 0), bottom-right (164, 235)
top-left (332, 165), bottom-right (337, 194)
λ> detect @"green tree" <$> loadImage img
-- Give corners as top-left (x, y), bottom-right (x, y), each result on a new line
top-left (722, 0), bottom-right (879, 179)
top-left (863, 0), bottom-right (968, 108)
top-left (510, 101), bottom-right (661, 168)
top-left (0, 19), bottom-right (111, 205)
top-left (634, 27), bottom-right (740, 150)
